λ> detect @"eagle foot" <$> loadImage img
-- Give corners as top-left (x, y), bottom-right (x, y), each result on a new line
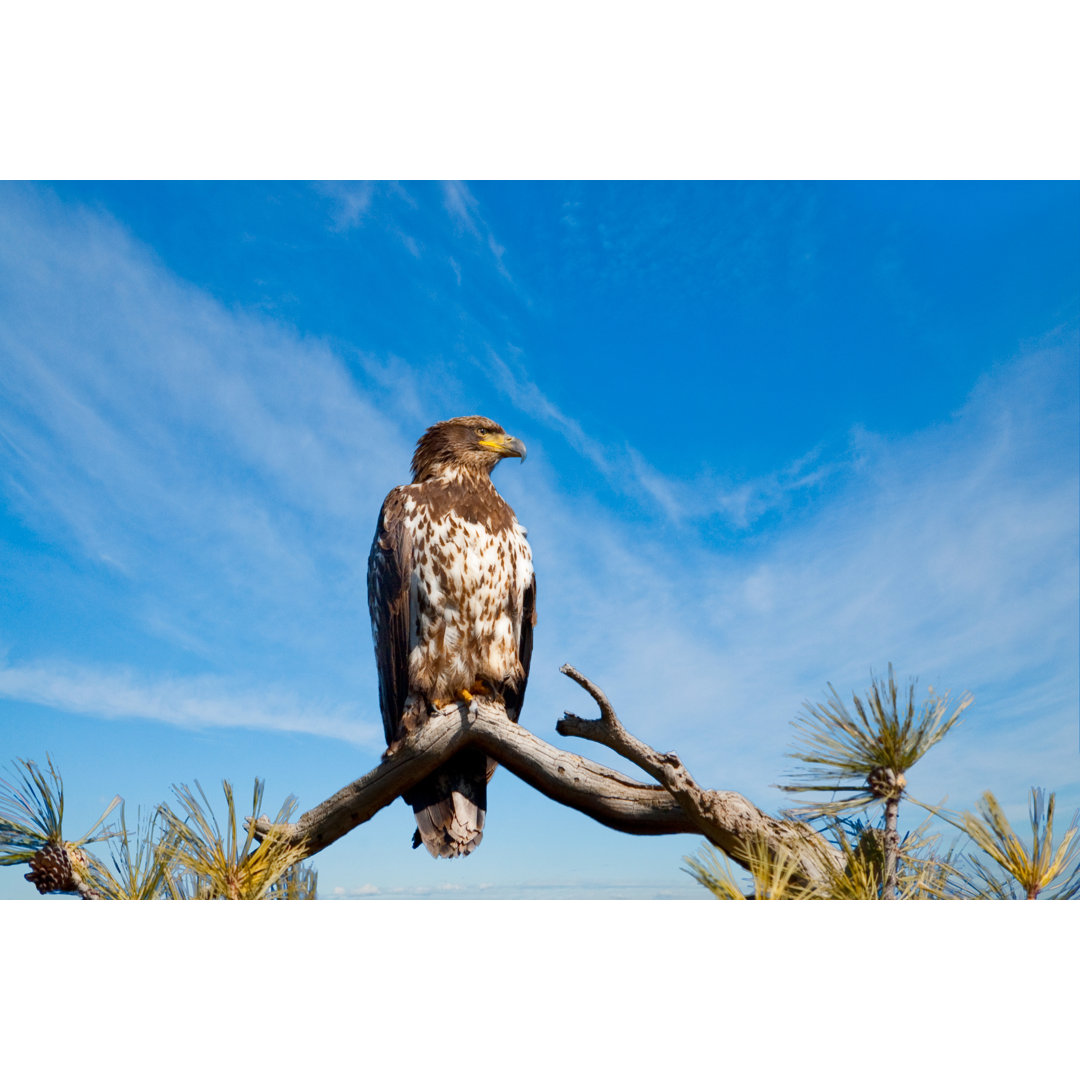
top-left (449, 681), bottom-right (494, 707)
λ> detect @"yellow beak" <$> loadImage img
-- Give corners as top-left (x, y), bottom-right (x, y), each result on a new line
top-left (478, 434), bottom-right (527, 461)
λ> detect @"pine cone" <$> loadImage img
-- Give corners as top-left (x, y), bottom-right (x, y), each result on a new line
top-left (24, 842), bottom-right (98, 898)
top-left (25, 841), bottom-right (76, 894)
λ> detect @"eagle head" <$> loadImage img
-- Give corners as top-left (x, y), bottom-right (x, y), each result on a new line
top-left (411, 416), bottom-right (527, 482)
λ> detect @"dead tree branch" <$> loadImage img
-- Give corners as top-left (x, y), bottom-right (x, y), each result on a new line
top-left (556, 664), bottom-right (843, 883)
top-left (254, 665), bottom-right (844, 885)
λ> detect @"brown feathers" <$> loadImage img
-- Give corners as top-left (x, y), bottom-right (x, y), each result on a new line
top-left (368, 417), bottom-right (536, 858)
top-left (410, 415), bottom-right (521, 483)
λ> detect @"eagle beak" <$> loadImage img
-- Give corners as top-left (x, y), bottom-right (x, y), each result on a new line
top-left (479, 434), bottom-right (527, 461)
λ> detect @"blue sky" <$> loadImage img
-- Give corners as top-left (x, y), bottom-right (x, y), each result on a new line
top-left (0, 180), bottom-right (1077, 900)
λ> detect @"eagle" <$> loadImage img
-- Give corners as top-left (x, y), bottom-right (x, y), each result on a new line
top-left (367, 416), bottom-right (536, 857)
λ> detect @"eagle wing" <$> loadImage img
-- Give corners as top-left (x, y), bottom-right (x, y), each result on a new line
top-left (367, 488), bottom-right (412, 746)
top-left (503, 571), bottom-right (536, 723)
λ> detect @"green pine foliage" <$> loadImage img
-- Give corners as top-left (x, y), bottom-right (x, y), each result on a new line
top-left (0, 756), bottom-right (118, 866)
top-left (1, 761), bottom-right (315, 900)
top-left (688, 666), bottom-right (1076, 900)
top-left (92, 805), bottom-right (175, 900)
top-left (155, 779), bottom-right (310, 900)
top-left (781, 664), bottom-right (971, 819)
top-left (947, 789), bottom-right (1080, 900)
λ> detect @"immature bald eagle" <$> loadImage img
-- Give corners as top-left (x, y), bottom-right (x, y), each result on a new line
top-left (367, 416), bottom-right (536, 857)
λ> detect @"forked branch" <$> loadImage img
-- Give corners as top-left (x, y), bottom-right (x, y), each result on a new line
top-left (254, 665), bottom-right (844, 884)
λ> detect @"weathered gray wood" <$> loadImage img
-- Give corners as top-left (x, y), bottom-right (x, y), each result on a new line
top-left (254, 666), bottom-right (845, 884)
top-left (253, 698), bottom-right (696, 858)
top-left (558, 664), bottom-right (844, 882)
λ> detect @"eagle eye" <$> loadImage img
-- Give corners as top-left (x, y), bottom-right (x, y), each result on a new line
top-left (476, 427), bottom-right (489, 437)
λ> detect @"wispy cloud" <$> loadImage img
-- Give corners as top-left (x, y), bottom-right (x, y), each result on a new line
top-left (442, 180), bottom-right (513, 280)
top-left (624, 442), bottom-right (837, 527)
top-left (484, 346), bottom-right (616, 476)
top-left (486, 342), bottom-right (838, 529)
top-left (318, 181), bottom-right (375, 231)
top-left (442, 179), bottom-right (483, 238)
top-left (0, 658), bottom-right (379, 745)
top-left (0, 186), bottom-right (418, 717)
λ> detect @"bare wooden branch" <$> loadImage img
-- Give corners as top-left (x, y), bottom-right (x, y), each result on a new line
top-left (557, 665), bottom-right (844, 883)
top-left (253, 697), bottom-right (697, 858)
top-left (254, 665), bottom-right (846, 885)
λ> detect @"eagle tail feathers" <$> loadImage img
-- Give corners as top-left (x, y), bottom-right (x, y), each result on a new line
top-left (411, 796), bottom-right (485, 857)
top-left (406, 748), bottom-right (489, 859)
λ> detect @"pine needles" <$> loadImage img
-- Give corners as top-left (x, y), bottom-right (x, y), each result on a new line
top-left (684, 816), bottom-right (955, 900)
top-left (688, 665), bottom-right (1077, 901)
top-left (776, 665), bottom-right (971, 898)
top-left (0, 756), bottom-right (118, 864)
top-left (156, 779), bottom-right (309, 901)
top-left (782, 665), bottom-right (971, 819)
top-left (1, 759), bottom-right (316, 900)
top-left (685, 835), bottom-right (819, 900)
top-left (93, 806), bottom-right (175, 900)
top-left (948, 789), bottom-right (1080, 900)
top-left (0, 756), bottom-right (120, 898)
top-left (0, 757), bottom-right (67, 865)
